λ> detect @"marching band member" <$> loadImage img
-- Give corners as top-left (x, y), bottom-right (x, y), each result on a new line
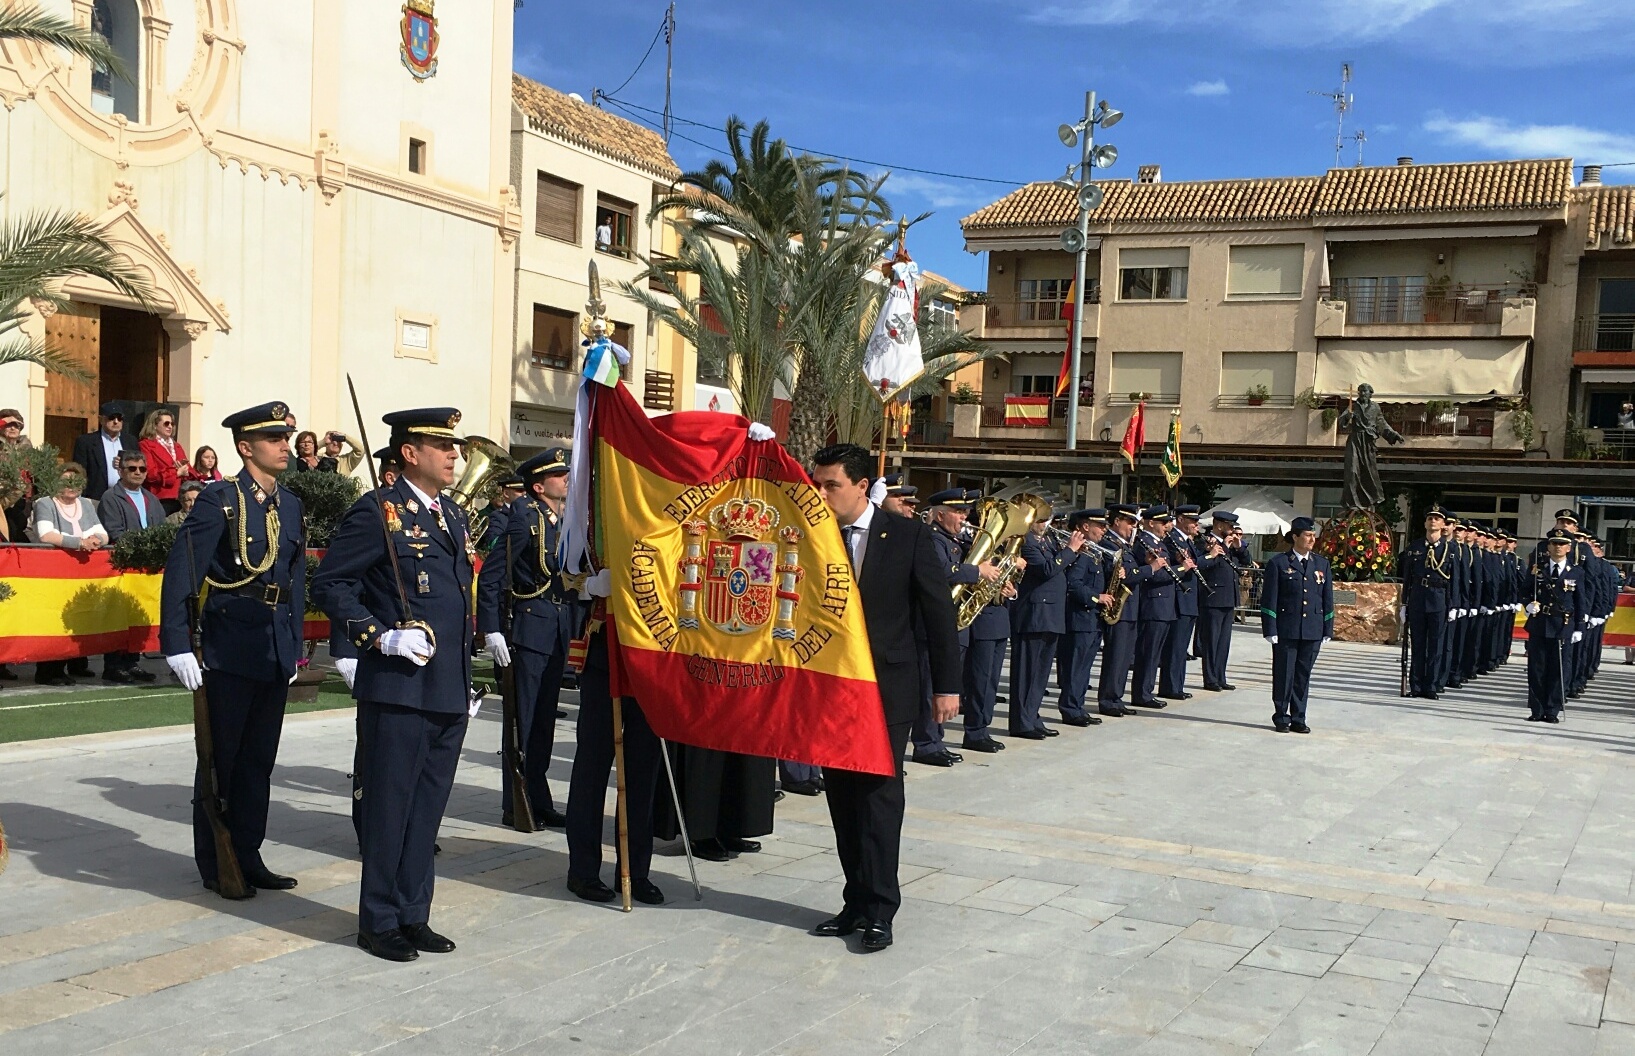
top-left (1096, 504), bottom-right (1160, 717)
top-left (1158, 505), bottom-right (1203, 701)
top-left (1130, 505), bottom-right (1179, 710)
top-left (917, 488), bottom-right (998, 766)
top-left (958, 490), bottom-right (1013, 754)
top-left (1260, 516), bottom-right (1334, 733)
top-left (1057, 509), bottom-right (1113, 725)
top-left (1196, 511), bottom-right (1241, 691)
top-left (1009, 508), bottom-right (1082, 739)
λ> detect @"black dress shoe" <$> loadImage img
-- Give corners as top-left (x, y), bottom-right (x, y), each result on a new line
top-left (860, 920), bottom-right (894, 951)
top-left (911, 751), bottom-right (955, 767)
top-left (1273, 724), bottom-right (1291, 733)
top-left (555, 708), bottom-right (568, 718)
top-left (632, 878), bottom-right (665, 905)
top-left (1218, 682), bottom-right (1237, 691)
top-left (244, 867), bottom-right (298, 890)
top-left (536, 807), bottom-right (568, 828)
top-left (1131, 699), bottom-right (1167, 709)
top-left (1098, 707), bottom-right (1126, 717)
top-left (1013, 729), bottom-right (1047, 740)
top-left (102, 669), bottom-right (134, 684)
top-left (813, 909), bottom-right (865, 937)
top-left (358, 929), bottom-right (418, 961)
top-left (1544, 715), bottom-right (1562, 724)
top-left (1201, 685), bottom-right (1222, 692)
top-left (1041, 727), bottom-right (1060, 737)
top-left (994, 694), bottom-right (1007, 704)
top-left (1061, 714), bottom-right (1094, 727)
top-left (961, 738), bottom-right (1004, 753)
top-left (128, 668), bottom-right (156, 683)
top-left (1290, 722), bottom-right (1311, 734)
top-left (943, 749), bottom-right (963, 762)
top-left (722, 837), bottom-right (761, 854)
top-left (1526, 714), bottom-right (1543, 722)
top-left (691, 839), bottom-right (732, 862)
top-left (1158, 692), bottom-right (1193, 701)
top-left (567, 876), bottom-right (617, 903)
top-left (0, 665), bottom-right (17, 680)
top-left (35, 675), bottom-right (74, 687)
top-left (783, 779), bottom-right (824, 796)
top-left (66, 658), bottom-right (93, 677)
top-left (400, 922), bottom-right (456, 953)
top-left (203, 878), bottom-right (256, 899)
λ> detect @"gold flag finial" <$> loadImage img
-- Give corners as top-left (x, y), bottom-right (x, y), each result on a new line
top-left (581, 261), bottom-right (608, 340)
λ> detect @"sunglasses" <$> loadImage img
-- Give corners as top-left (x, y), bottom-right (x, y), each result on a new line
top-left (123, 465), bottom-right (148, 474)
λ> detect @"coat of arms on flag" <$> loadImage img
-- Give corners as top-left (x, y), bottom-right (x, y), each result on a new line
top-left (400, 0), bottom-right (440, 81)
top-left (702, 498), bottom-right (782, 635)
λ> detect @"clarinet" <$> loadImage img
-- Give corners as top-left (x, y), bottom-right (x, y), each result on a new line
top-left (1166, 528), bottom-right (1196, 594)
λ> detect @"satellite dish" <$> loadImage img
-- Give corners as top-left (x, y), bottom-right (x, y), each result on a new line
top-left (1060, 227), bottom-right (1086, 254)
top-left (568, 92), bottom-right (585, 103)
top-left (1079, 184), bottom-right (1105, 211)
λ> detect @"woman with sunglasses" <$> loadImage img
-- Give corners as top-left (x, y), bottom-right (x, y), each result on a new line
top-left (139, 410), bottom-right (192, 515)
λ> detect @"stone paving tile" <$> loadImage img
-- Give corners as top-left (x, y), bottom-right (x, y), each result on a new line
top-left (1238, 943), bottom-right (1338, 978)
top-left (1411, 970), bottom-right (1513, 1010)
top-left (1425, 944), bottom-right (1525, 985)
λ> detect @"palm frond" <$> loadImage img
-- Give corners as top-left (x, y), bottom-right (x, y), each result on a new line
top-left (0, 6), bottom-right (128, 79)
top-left (0, 209), bottom-right (159, 312)
top-left (0, 335), bottom-right (92, 381)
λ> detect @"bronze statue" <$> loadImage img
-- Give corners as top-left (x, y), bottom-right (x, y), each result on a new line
top-left (1337, 383), bottom-right (1403, 509)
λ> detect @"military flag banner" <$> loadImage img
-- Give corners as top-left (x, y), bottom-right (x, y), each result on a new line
top-left (590, 381), bottom-right (894, 775)
top-left (861, 251), bottom-right (924, 402)
top-left (1053, 279), bottom-right (1076, 398)
top-left (1161, 410), bottom-right (1184, 486)
top-left (1120, 401), bottom-right (1147, 470)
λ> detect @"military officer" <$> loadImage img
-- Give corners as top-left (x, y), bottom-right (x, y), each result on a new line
top-left (1010, 508), bottom-right (1082, 738)
top-left (1588, 538), bottom-right (1615, 680)
top-left (313, 407), bottom-right (479, 962)
top-left (1159, 505), bottom-right (1203, 701)
top-left (912, 487), bottom-right (994, 766)
top-left (477, 470), bottom-right (527, 553)
top-left (1057, 509), bottom-right (1113, 726)
top-left (475, 448), bottom-right (575, 827)
top-left (160, 402), bottom-right (306, 898)
top-left (1196, 511), bottom-right (1241, 691)
top-left (1533, 508), bottom-right (1587, 565)
top-left (1397, 506), bottom-right (1460, 699)
top-left (958, 490), bottom-right (1013, 753)
top-left (1130, 505), bottom-right (1179, 710)
top-left (373, 446), bottom-right (402, 490)
top-left (881, 473), bottom-right (919, 518)
top-left (1260, 516), bottom-right (1334, 733)
top-left (1096, 504), bottom-right (1161, 716)
top-left (1524, 529), bottom-right (1584, 723)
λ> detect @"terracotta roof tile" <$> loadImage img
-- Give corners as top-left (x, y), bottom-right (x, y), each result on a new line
top-left (512, 74), bottom-right (680, 181)
top-left (1576, 185), bottom-right (1635, 246)
top-left (1117, 177), bottom-right (1321, 224)
top-left (962, 182), bottom-right (1093, 230)
top-left (1312, 158), bottom-right (1572, 216)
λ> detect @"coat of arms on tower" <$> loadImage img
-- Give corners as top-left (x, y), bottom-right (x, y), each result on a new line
top-left (400, 0), bottom-right (439, 81)
top-left (701, 498), bottom-right (781, 636)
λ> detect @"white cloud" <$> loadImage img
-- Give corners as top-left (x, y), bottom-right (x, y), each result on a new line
top-left (877, 172), bottom-right (987, 210)
top-left (1424, 114), bottom-right (1635, 163)
top-left (1187, 79), bottom-right (1230, 97)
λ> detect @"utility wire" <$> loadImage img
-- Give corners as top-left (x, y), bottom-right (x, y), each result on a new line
top-left (603, 94), bottom-right (1031, 187)
top-left (594, 16), bottom-right (668, 105)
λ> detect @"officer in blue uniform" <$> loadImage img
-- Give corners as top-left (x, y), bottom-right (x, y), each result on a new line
top-left (1130, 505), bottom-right (1179, 709)
top-left (1196, 511), bottom-right (1241, 691)
top-left (1057, 508), bottom-right (1112, 726)
top-left (1397, 506), bottom-right (1460, 699)
top-left (1587, 537), bottom-right (1615, 682)
top-left (161, 402), bottom-right (306, 897)
top-left (1568, 531), bottom-right (1607, 697)
top-left (896, 478), bottom-right (958, 765)
top-left (1096, 504), bottom-right (1160, 716)
top-left (1159, 505), bottom-right (1203, 700)
top-left (918, 488), bottom-right (994, 765)
top-left (1010, 508), bottom-right (1082, 738)
top-left (1260, 516), bottom-right (1334, 733)
top-left (958, 491), bottom-right (1012, 753)
top-left (313, 407), bottom-right (478, 962)
top-left (476, 470), bottom-right (526, 553)
top-left (476, 448), bottom-right (575, 827)
top-left (1525, 529), bottom-right (1584, 723)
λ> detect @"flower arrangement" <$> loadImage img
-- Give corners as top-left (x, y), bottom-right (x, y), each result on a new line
top-left (1315, 508), bottom-right (1394, 583)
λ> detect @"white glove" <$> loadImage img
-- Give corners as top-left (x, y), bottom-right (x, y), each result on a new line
top-left (1594, 617), bottom-right (1606, 627)
top-left (868, 478), bottom-right (888, 505)
top-left (288, 671), bottom-right (298, 685)
top-left (1448, 611), bottom-right (1458, 623)
top-left (582, 568), bottom-right (612, 599)
top-left (166, 653), bottom-right (203, 692)
top-left (1482, 608), bottom-right (1493, 616)
top-left (747, 422), bottom-right (775, 442)
top-left (485, 632), bottom-right (512, 667)
top-left (1525, 602), bottom-right (1540, 616)
top-left (1266, 635), bottom-right (1278, 644)
top-left (1398, 607), bottom-right (1407, 621)
top-left (1572, 631), bottom-right (1584, 644)
top-left (378, 628), bottom-right (432, 666)
top-left (337, 658), bottom-right (358, 689)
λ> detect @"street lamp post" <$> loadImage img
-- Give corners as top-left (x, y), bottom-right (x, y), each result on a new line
top-left (1056, 91), bottom-right (1121, 451)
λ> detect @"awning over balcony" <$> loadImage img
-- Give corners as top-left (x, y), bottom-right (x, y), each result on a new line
top-left (1314, 339), bottom-right (1526, 399)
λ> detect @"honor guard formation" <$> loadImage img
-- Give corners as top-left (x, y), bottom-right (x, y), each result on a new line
top-left (150, 402), bottom-right (1626, 962)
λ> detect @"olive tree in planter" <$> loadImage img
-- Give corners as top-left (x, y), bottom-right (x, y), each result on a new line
top-left (276, 470), bottom-right (362, 698)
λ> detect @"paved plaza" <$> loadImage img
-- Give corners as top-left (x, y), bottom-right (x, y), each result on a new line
top-left (3, 630), bottom-right (1635, 1055)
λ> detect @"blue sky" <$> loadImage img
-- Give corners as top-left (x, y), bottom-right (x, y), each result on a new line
top-left (514, 0), bottom-right (1635, 289)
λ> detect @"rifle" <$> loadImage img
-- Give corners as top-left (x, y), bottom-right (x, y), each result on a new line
top-left (1399, 580), bottom-right (1411, 697)
top-left (499, 530), bottom-right (535, 833)
top-left (185, 531), bottom-right (250, 898)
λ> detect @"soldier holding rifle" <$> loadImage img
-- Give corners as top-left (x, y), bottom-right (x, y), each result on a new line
top-left (1397, 506), bottom-right (1460, 700)
top-left (1524, 529), bottom-right (1584, 724)
top-left (160, 403), bottom-right (306, 899)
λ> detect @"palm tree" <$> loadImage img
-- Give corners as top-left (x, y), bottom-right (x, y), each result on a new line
top-left (0, 7), bottom-right (147, 381)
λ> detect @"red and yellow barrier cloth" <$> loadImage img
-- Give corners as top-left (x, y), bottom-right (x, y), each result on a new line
top-left (591, 381), bottom-right (893, 776)
top-left (1513, 590), bottom-right (1635, 645)
top-left (0, 547), bottom-right (329, 663)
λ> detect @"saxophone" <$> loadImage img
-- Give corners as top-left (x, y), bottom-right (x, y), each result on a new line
top-left (951, 494), bottom-right (1051, 630)
top-left (1099, 539), bottom-right (1133, 626)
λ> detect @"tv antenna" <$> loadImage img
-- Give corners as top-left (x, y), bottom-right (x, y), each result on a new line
top-left (1309, 62), bottom-right (1355, 169)
top-left (1352, 129), bottom-right (1367, 167)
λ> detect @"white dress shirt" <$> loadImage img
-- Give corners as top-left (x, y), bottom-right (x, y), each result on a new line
top-left (842, 503), bottom-right (876, 573)
top-left (100, 431), bottom-right (123, 482)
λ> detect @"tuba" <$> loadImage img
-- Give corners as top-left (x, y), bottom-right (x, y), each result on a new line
top-left (952, 494), bottom-right (1052, 630)
top-left (449, 435), bottom-right (516, 544)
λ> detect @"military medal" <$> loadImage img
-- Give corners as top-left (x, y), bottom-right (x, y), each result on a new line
top-left (412, 523), bottom-right (425, 538)
top-left (418, 570), bottom-right (431, 594)
top-left (406, 500), bottom-right (419, 514)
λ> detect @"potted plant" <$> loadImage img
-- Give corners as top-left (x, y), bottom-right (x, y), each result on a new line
top-left (949, 382), bottom-right (982, 406)
top-left (1425, 273), bottom-right (1453, 321)
top-left (1246, 384), bottom-right (1270, 407)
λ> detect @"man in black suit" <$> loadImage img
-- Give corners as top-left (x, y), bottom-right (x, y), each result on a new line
top-left (1196, 512), bottom-right (1242, 691)
top-left (808, 444), bottom-right (961, 952)
top-left (71, 402), bottom-right (139, 501)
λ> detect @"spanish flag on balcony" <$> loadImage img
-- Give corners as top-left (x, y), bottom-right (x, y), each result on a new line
top-left (1004, 394), bottom-right (1052, 427)
top-left (589, 380), bottom-right (894, 775)
top-left (1054, 279), bottom-right (1076, 398)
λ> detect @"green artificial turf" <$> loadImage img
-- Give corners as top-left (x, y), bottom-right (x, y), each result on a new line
top-left (0, 679), bottom-right (356, 743)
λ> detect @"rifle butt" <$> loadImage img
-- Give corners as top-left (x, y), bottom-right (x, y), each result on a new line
top-left (500, 664), bottom-right (536, 833)
top-left (193, 682), bottom-right (250, 898)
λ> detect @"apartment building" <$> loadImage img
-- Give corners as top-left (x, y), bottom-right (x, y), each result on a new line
top-left (508, 75), bottom-right (696, 455)
top-left (938, 157), bottom-right (1635, 543)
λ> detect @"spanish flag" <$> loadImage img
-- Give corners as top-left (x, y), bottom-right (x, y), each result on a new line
top-left (1054, 279), bottom-right (1076, 398)
top-left (591, 381), bottom-right (894, 775)
top-left (1120, 401), bottom-right (1146, 470)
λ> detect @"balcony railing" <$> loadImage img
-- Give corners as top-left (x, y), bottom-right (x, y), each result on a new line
top-left (1575, 313), bottom-right (1635, 352)
top-left (983, 284), bottom-right (1101, 328)
top-left (1324, 279), bottom-right (1533, 325)
top-left (1352, 402), bottom-right (1497, 439)
top-left (980, 395), bottom-right (1076, 427)
top-left (643, 369), bottom-right (675, 412)
top-left (908, 418), bottom-right (952, 445)
top-left (1217, 394), bottom-right (1297, 409)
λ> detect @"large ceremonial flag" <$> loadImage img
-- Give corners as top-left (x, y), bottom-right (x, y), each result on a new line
top-left (1053, 279), bottom-right (1076, 399)
top-left (1120, 401), bottom-right (1147, 469)
top-left (589, 381), bottom-right (894, 775)
top-left (1161, 410), bottom-right (1184, 486)
top-left (1003, 394), bottom-right (1052, 427)
top-left (861, 253), bottom-right (924, 401)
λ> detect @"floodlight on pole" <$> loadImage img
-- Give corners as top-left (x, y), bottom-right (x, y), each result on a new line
top-left (1096, 101), bottom-right (1123, 129)
top-left (1058, 123), bottom-right (1079, 148)
top-left (1054, 90), bottom-right (1121, 453)
top-left (1092, 144), bottom-right (1119, 168)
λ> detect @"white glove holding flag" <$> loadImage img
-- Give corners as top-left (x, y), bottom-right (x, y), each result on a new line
top-left (1572, 631), bottom-right (1584, 644)
top-left (868, 477), bottom-right (888, 505)
top-left (1266, 635), bottom-right (1278, 644)
top-left (337, 658), bottom-right (358, 689)
top-left (379, 628), bottom-right (432, 666)
top-left (582, 568), bottom-right (612, 599)
top-left (484, 632), bottom-right (512, 667)
top-left (747, 422), bottom-right (775, 442)
top-left (166, 653), bottom-right (203, 692)
top-left (1525, 601), bottom-right (1540, 616)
